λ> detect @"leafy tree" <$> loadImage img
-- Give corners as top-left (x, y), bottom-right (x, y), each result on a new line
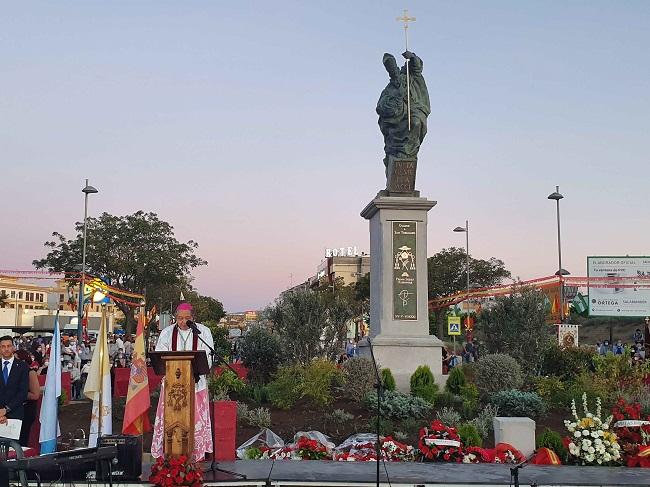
top-left (476, 287), bottom-right (553, 373)
top-left (267, 288), bottom-right (355, 365)
top-left (239, 325), bottom-right (285, 384)
top-left (33, 211), bottom-right (207, 333)
top-left (0, 291), bottom-right (8, 308)
top-left (428, 247), bottom-right (511, 337)
top-left (205, 322), bottom-right (231, 360)
top-left (184, 291), bottom-right (225, 323)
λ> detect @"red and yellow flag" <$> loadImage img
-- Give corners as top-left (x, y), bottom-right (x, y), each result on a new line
top-left (122, 309), bottom-right (151, 435)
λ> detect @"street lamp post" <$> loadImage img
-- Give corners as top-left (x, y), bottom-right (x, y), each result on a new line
top-left (77, 179), bottom-right (99, 342)
top-left (453, 220), bottom-right (470, 354)
top-left (547, 186), bottom-right (565, 323)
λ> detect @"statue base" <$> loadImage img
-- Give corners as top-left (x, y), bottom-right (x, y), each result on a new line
top-left (385, 157), bottom-right (418, 196)
top-left (360, 193), bottom-right (444, 390)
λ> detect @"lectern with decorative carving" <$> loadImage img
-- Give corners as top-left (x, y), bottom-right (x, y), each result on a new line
top-left (149, 350), bottom-right (209, 457)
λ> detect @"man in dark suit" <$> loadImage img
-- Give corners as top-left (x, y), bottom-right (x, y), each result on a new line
top-left (0, 336), bottom-right (29, 423)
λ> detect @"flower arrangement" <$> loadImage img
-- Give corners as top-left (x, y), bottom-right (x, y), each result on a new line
top-left (418, 420), bottom-right (464, 462)
top-left (564, 393), bottom-right (621, 466)
top-left (611, 398), bottom-right (650, 467)
top-left (149, 455), bottom-right (203, 487)
top-left (333, 436), bottom-right (415, 462)
top-left (293, 437), bottom-right (330, 460)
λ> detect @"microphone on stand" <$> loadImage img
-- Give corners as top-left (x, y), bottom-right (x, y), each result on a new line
top-left (185, 320), bottom-right (202, 335)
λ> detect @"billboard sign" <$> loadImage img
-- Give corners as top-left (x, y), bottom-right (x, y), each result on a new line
top-left (587, 256), bottom-right (650, 317)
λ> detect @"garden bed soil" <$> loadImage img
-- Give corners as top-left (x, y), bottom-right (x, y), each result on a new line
top-left (58, 399), bottom-right (570, 455)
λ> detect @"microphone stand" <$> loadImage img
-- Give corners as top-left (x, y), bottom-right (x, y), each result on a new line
top-left (188, 324), bottom-right (246, 480)
top-left (510, 459), bottom-right (532, 487)
top-left (366, 337), bottom-right (387, 487)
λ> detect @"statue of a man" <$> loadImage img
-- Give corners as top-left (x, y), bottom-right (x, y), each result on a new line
top-left (377, 51), bottom-right (430, 169)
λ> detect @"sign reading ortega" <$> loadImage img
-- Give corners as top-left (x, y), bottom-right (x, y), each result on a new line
top-left (392, 221), bottom-right (417, 321)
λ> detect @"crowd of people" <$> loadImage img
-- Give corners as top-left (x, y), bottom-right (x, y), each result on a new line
top-left (595, 328), bottom-right (647, 361)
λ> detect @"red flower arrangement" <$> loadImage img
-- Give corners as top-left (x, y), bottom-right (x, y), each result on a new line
top-left (611, 398), bottom-right (650, 468)
top-left (418, 420), bottom-right (464, 462)
top-left (149, 455), bottom-right (203, 487)
top-left (333, 436), bottom-right (415, 462)
top-left (294, 437), bottom-right (331, 460)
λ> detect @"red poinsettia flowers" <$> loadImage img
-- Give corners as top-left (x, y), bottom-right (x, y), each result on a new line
top-left (149, 455), bottom-right (203, 487)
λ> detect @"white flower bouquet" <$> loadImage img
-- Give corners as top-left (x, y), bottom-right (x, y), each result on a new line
top-left (564, 393), bottom-right (621, 466)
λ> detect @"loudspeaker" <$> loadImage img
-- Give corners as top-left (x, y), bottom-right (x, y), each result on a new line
top-left (95, 435), bottom-right (142, 481)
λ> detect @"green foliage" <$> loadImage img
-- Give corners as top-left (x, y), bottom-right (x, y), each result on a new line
top-left (474, 353), bottom-right (523, 399)
top-left (445, 366), bottom-right (467, 395)
top-left (397, 417), bottom-right (427, 437)
top-left (490, 390), bottom-right (546, 419)
top-left (208, 370), bottom-right (245, 401)
top-left (534, 376), bottom-right (572, 410)
top-left (459, 383), bottom-right (480, 419)
top-left (0, 291), bottom-right (8, 308)
top-left (301, 359), bottom-right (344, 408)
top-left (246, 407), bottom-right (272, 429)
top-left (427, 247), bottom-right (511, 336)
top-left (409, 365), bottom-right (438, 404)
top-left (434, 391), bottom-right (462, 409)
top-left (239, 325), bottom-right (284, 384)
top-left (457, 423), bottom-right (483, 447)
top-left (185, 291), bottom-right (226, 323)
top-left (381, 368), bottom-right (396, 391)
top-left (468, 404), bottom-right (499, 439)
top-left (32, 210), bottom-right (207, 333)
top-left (267, 360), bottom-right (343, 410)
top-left (476, 287), bottom-right (552, 373)
top-left (536, 428), bottom-right (568, 461)
top-left (267, 364), bottom-right (304, 409)
top-left (366, 416), bottom-right (394, 436)
top-left (341, 357), bottom-right (375, 402)
top-left (436, 407), bottom-right (461, 428)
top-left (267, 288), bottom-right (355, 365)
top-left (205, 323), bottom-right (230, 359)
top-left (539, 343), bottom-right (595, 379)
top-left (325, 409), bottom-right (355, 435)
top-left (364, 390), bottom-right (433, 420)
top-left (58, 389), bottom-right (67, 406)
top-left (241, 384), bottom-right (270, 405)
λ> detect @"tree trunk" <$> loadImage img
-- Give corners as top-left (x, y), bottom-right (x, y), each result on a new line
top-left (116, 302), bottom-right (137, 335)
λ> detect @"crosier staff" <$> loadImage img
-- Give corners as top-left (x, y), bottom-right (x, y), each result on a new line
top-left (396, 9), bottom-right (416, 131)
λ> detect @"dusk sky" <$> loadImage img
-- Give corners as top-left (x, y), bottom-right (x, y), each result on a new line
top-left (2, 1), bottom-right (649, 312)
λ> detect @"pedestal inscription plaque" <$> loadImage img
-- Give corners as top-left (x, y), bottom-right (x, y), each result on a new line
top-left (392, 221), bottom-right (417, 320)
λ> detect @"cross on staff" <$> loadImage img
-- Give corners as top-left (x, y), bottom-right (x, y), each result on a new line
top-left (396, 9), bottom-right (416, 131)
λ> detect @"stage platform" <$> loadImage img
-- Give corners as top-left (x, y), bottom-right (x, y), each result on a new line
top-left (13, 460), bottom-right (650, 487)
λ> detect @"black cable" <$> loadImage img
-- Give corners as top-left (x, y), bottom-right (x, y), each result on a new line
top-left (265, 458), bottom-right (276, 487)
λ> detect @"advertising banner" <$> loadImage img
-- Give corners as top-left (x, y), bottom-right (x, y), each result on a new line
top-left (587, 256), bottom-right (650, 317)
top-left (392, 221), bottom-right (417, 321)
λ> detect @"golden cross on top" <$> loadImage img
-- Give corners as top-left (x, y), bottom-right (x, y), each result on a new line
top-left (396, 9), bottom-right (416, 50)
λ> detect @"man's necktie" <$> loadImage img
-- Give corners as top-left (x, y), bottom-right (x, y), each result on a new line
top-left (2, 361), bottom-right (8, 384)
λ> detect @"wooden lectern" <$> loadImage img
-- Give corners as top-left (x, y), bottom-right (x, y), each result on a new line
top-left (150, 350), bottom-right (210, 457)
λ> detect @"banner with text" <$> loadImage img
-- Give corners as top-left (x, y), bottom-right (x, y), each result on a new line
top-left (587, 256), bottom-right (650, 317)
top-left (392, 221), bottom-right (418, 321)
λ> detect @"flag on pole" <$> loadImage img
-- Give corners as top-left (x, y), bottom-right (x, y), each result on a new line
top-left (39, 312), bottom-right (62, 454)
top-left (84, 306), bottom-right (112, 447)
top-left (122, 309), bottom-right (151, 435)
top-left (572, 292), bottom-right (588, 315)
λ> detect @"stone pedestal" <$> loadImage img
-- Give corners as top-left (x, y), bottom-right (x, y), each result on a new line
top-left (493, 417), bottom-right (536, 458)
top-left (358, 193), bottom-right (444, 390)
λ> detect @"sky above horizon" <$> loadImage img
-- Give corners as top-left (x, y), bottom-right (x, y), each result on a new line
top-left (2, 1), bottom-right (649, 312)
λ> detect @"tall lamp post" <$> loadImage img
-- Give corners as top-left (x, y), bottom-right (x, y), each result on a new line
top-left (547, 186), bottom-right (567, 323)
top-left (453, 220), bottom-right (470, 354)
top-left (77, 179), bottom-right (99, 342)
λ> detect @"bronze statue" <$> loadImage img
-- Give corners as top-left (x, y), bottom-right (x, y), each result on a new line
top-left (377, 51), bottom-right (430, 170)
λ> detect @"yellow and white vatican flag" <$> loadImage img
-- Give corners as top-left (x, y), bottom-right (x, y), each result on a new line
top-left (84, 306), bottom-right (112, 447)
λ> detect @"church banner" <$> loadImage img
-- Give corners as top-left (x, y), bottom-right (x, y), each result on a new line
top-left (392, 221), bottom-right (417, 321)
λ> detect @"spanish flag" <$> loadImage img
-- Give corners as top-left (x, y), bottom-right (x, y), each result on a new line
top-left (122, 309), bottom-right (151, 435)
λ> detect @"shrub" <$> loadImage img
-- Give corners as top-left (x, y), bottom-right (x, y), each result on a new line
top-left (410, 365), bottom-right (438, 404)
top-left (434, 391), bottom-right (462, 409)
top-left (326, 408), bottom-right (354, 424)
top-left (539, 343), bottom-right (595, 379)
top-left (341, 357), bottom-right (375, 401)
top-left (267, 364), bottom-right (304, 409)
top-left (301, 359), bottom-right (344, 408)
top-left (208, 370), bottom-right (246, 401)
top-left (445, 367), bottom-right (466, 395)
top-left (247, 407), bottom-right (272, 429)
top-left (364, 390), bottom-right (432, 420)
top-left (457, 423), bottom-right (482, 447)
top-left (397, 417), bottom-right (426, 437)
top-left (469, 404), bottom-right (499, 439)
top-left (536, 428), bottom-right (568, 461)
top-left (236, 402), bottom-right (249, 423)
top-left (366, 416), bottom-right (394, 436)
top-left (241, 384), bottom-right (270, 405)
top-left (474, 354), bottom-right (523, 399)
top-left (381, 368), bottom-right (396, 391)
top-left (436, 407), bottom-right (461, 428)
top-left (239, 325), bottom-right (284, 384)
top-left (534, 376), bottom-right (571, 410)
top-left (490, 389), bottom-right (546, 419)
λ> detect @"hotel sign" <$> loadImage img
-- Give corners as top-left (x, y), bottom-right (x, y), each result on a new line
top-left (392, 221), bottom-right (417, 321)
top-left (325, 246), bottom-right (360, 258)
